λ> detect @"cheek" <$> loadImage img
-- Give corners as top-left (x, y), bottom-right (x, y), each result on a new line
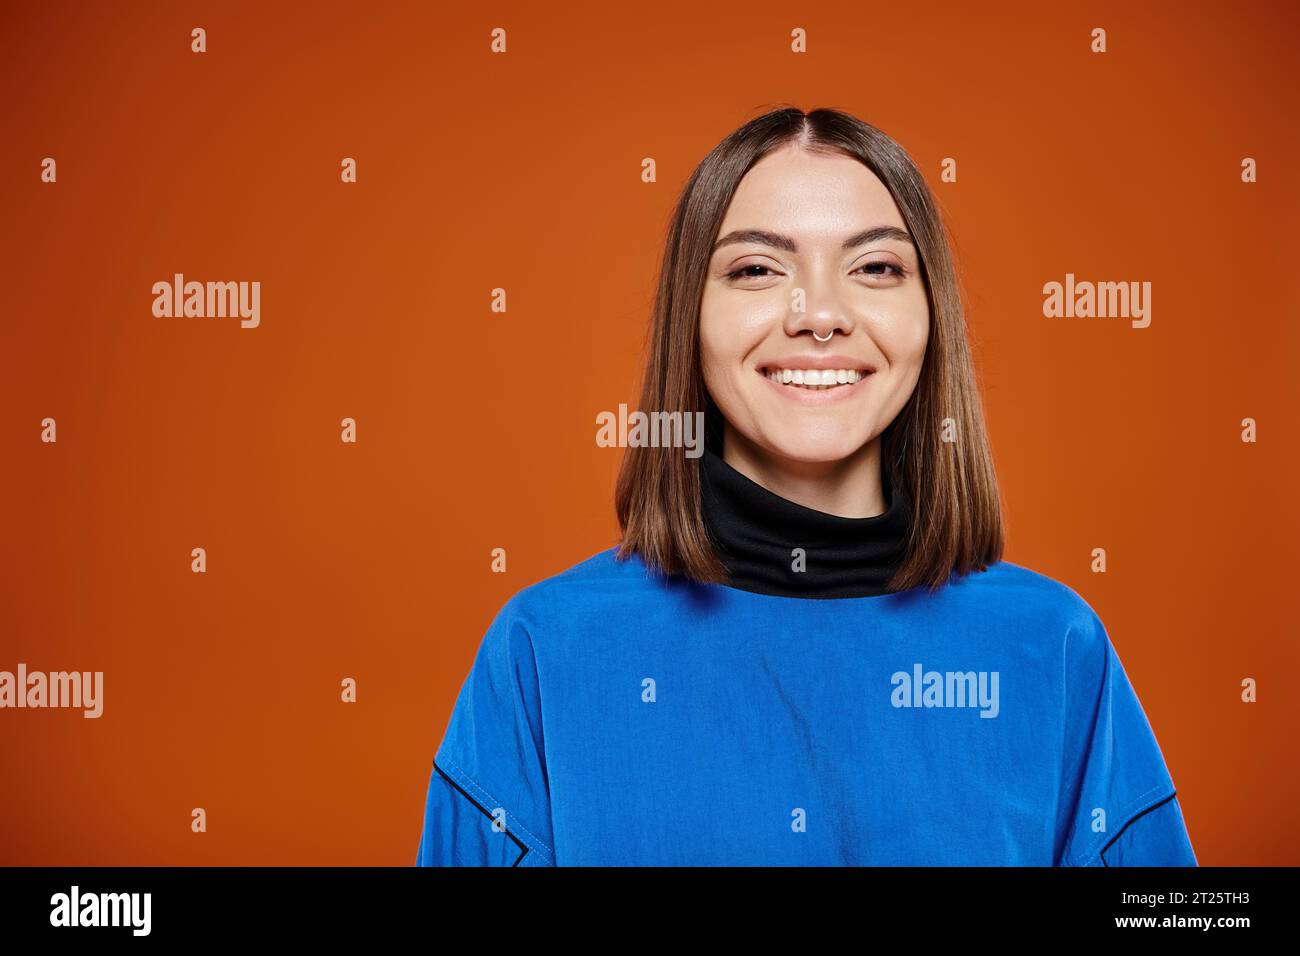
top-left (697, 319), bottom-right (734, 398)
top-left (879, 298), bottom-right (930, 371)
top-left (698, 292), bottom-right (777, 384)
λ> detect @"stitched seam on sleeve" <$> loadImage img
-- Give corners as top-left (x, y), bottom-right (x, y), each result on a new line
top-left (1067, 783), bottom-right (1171, 866)
top-left (432, 761), bottom-right (529, 865)
top-left (439, 757), bottom-right (555, 860)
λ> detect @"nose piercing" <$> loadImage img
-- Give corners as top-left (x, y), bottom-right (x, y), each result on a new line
top-left (812, 330), bottom-right (834, 342)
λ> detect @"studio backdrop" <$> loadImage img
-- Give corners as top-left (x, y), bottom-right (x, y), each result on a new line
top-left (1, 0), bottom-right (1297, 865)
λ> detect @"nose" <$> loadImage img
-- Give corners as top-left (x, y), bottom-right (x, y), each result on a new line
top-left (784, 281), bottom-right (855, 342)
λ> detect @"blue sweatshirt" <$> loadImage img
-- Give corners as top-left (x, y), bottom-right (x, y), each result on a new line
top-left (415, 545), bottom-right (1197, 866)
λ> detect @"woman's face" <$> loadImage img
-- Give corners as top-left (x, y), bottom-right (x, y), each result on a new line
top-left (699, 143), bottom-right (930, 467)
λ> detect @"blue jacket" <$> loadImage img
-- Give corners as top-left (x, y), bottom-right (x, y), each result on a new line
top-left (416, 547), bottom-right (1196, 866)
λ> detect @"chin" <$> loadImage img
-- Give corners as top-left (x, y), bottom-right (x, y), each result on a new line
top-left (756, 431), bottom-right (875, 466)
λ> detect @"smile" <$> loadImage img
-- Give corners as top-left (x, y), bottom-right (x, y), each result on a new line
top-left (755, 364), bottom-right (875, 405)
top-left (760, 367), bottom-right (867, 390)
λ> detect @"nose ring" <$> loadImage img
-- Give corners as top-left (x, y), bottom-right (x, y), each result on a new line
top-left (812, 330), bottom-right (834, 342)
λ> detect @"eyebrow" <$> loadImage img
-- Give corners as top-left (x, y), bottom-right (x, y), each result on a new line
top-left (711, 226), bottom-right (915, 255)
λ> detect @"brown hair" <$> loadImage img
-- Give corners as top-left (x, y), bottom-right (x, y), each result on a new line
top-left (614, 106), bottom-right (1004, 594)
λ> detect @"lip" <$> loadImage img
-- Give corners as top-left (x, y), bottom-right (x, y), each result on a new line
top-left (756, 365), bottom-right (875, 404)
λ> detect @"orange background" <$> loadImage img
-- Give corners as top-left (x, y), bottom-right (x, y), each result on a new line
top-left (1, 0), bottom-right (1297, 865)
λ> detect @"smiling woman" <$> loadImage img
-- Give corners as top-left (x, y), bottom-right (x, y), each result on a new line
top-left (698, 146), bottom-right (933, 523)
top-left (415, 106), bottom-right (1197, 867)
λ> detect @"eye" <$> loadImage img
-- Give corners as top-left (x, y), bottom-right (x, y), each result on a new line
top-left (725, 261), bottom-right (908, 282)
top-left (725, 263), bottom-right (780, 281)
top-left (855, 260), bottom-right (907, 279)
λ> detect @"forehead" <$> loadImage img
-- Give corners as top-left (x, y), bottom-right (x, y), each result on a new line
top-left (718, 144), bottom-right (905, 236)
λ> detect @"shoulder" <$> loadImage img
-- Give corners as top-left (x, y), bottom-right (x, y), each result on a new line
top-left (947, 559), bottom-right (1109, 648)
top-left (481, 545), bottom-right (657, 639)
top-left (949, 559), bottom-right (1096, 613)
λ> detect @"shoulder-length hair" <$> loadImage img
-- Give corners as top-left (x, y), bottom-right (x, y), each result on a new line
top-left (614, 106), bottom-right (1004, 594)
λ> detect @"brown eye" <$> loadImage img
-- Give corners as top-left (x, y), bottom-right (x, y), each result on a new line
top-left (856, 261), bottom-right (906, 279)
top-left (726, 264), bottom-right (778, 280)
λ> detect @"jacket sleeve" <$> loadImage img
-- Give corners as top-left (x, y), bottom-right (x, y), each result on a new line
top-left (1054, 607), bottom-right (1197, 867)
top-left (1099, 794), bottom-right (1198, 866)
top-left (415, 592), bottom-right (556, 867)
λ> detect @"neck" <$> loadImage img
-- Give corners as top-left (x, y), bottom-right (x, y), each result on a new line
top-left (721, 422), bottom-right (886, 519)
top-left (697, 403), bottom-right (914, 599)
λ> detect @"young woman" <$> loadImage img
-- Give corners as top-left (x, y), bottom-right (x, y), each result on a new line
top-left (415, 107), bottom-right (1197, 866)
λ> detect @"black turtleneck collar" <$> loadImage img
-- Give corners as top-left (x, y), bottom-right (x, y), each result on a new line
top-left (698, 397), bottom-right (913, 599)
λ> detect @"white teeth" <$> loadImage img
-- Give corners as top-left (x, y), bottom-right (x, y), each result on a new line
top-left (763, 368), bottom-right (867, 389)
